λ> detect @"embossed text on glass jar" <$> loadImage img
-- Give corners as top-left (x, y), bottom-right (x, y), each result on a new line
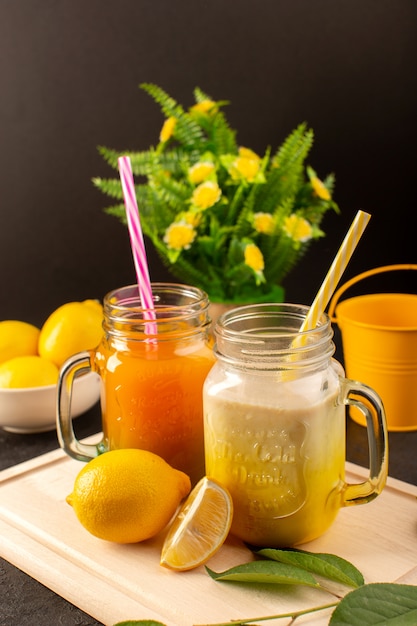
top-left (203, 303), bottom-right (388, 547)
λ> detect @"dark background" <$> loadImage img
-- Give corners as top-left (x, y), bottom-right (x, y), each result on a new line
top-left (0, 5), bottom-right (416, 623)
top-left (1, 0), bottom-right (416, 327)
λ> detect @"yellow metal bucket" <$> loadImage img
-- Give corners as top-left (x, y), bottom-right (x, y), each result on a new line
top-left (328, 264), bottom-right (417, 431)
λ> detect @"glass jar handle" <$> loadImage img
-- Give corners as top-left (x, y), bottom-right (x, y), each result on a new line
top-left (341, 379), bottom-right (388, 504)
top-left (56, 351), bottom-right (105, 462)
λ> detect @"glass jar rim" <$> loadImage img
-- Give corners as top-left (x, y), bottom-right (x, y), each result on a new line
top-left (214, 302), bottom-right (334, 369)
top-left (104, 282), bottom-right (209, 319)
top-left (102, 283), bottom-right (210, 339)
top-left (215, 302), bottom-right (330, 338)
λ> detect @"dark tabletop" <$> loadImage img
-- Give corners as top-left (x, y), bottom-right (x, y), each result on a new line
top-left (1, 399), bottom-right (417, 626)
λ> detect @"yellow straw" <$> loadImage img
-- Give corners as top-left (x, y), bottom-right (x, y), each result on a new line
top-left (300, 210), bottom-right (371, 333)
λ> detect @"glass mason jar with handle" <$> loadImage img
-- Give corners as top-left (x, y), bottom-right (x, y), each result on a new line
top-left (57, 283), bottom-right (215, 486)
top-left (203, 303), bottom-right (388, 547)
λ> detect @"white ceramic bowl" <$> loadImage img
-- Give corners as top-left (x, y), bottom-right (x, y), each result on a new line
top-left (0, 371), bottom-right (101, 434)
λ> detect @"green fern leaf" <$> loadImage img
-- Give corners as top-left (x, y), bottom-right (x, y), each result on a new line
top-left (140, 83), bottom-right (184, 118)
top-left (104, 203), bottom-right (127, 224)
top-left (173, 114), bottom-right (206, 151)
top-left (92, 177), bottom-right (123, 200)
top-left (273, 123), bottom-right (314, 172)
top-left (97, 145), bottom-right (120, 169)
top-left (170, 254), bottom-right (214, 293)
top-left (141, 83), bottom-right (206, 151)
top-left (264, 234), bottom-right (299, 284)
top-left (97, 146), bottom-right (160, 178)
top-left (207, 110), bottom-right (237, 155)
top-left (150, 173), bottom-right (191, 214)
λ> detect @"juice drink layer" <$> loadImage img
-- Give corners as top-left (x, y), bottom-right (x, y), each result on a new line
top-left (204, 373), bottom-right (345, 547)
top-left (97, 336), bottom-right (215, 485)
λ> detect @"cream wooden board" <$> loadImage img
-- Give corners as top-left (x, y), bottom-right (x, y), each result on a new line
top-left (1, 440), bottom-right (417, 626)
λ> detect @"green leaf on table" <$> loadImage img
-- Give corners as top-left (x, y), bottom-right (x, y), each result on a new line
top-left (329, 583), bottom-right (417, 625)
top-left (206, 560), bottom-right (320, 588)
top-left (255, 548), bottom-right (364, 588)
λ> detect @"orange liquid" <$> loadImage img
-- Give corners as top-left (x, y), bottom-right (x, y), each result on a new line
top-left (95, 336), bottom-right (215, 485)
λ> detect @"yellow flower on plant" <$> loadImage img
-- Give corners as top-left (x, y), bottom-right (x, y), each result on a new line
top-left (160, 117), bottom-right (177, 143)
top-left (244, 243), bottom-right (265, 273)
top-left (188, 161), bottom-right (215, 184)
top-left (190, 100), bottom-right (216, 114)
top-left (283, 214), bottom-right (313, 243)
top-left (229, 147), bottom-right (261, 182)
top-left (163, 221), bottom-right (196, 251)
top-left (233, 157), bottom-right (260, 182)
top-left (181, 211), bottom-right (202, 228)
top-left (238, 147), bottom-right (261, 162)
top-left (253, 212), bottom-right (275, 235)
top-left (191, 181), bottom-right (221, 210)
top-left (311, 175), bottom-right (331, 201)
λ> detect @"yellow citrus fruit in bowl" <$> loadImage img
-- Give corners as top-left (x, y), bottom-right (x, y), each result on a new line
top-left (0, 370), bottom-right (100, 433)
top-left (0, 320), bottom-right (40, 365)
top-left (66, 448), bottom-right (191, 543)
top-left (160, 476), bottom-right (233, 571)
top-left (0, 355), bottom-right (59, 389)
top-left (38, 299), bottom-right (104, 367)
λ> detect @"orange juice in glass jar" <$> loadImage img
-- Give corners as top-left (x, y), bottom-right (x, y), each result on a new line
top-left (57, 283), bottom-right (215, 485)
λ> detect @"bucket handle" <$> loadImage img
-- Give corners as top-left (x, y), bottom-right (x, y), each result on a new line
top-left (328, 264), bottom-right (417, 324)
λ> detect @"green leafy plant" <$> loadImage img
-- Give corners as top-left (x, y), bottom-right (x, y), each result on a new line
top-left (111, 548), bottom-right (417, 626)
top-left (207, 547), bottom-right (364, 591)
top-left (94, 83), bottom-right (339, 303)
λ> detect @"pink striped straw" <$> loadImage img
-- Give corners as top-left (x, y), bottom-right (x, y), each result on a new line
top-left (118, 156), bottom-right (157, 335)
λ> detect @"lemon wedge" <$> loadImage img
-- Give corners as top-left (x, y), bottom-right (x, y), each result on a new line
top-left (160, 476), bottom-right (233, 571)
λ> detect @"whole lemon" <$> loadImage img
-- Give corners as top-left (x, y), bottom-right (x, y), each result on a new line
top-left (38, 300), bottom-right (103, 367)
top-left (0, 355), bottom-right (59, 388)
top-left (0, 320), bottom-right (40, 365)
top-left (66, 449), bottom-right (191, 543)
